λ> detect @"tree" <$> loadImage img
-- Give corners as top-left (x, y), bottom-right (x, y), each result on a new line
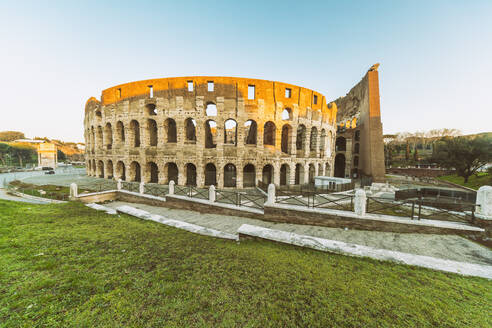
top-left (405, 142), bottom-right (410, 161)
top-left (413, 147), bottom-right (418, 162)
top-left (0, 143), bottom-right (11, 165)
top-left (9, 144), bottom-right (36, 167)
top-left (432, 136), bottom-right (492, 183)
top-left (57, 149), bottom-right (66, 161)
top-left (0, 131), bottom-right (25, 142)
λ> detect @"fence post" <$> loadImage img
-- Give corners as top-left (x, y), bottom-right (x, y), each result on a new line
top-left (168, 180), bottom-right (175, 195)
top-left (266, 183), bottom-right (275, 205)
top-left (117, 179), bottom-right (122, 191)
top-left (354, 189), bottom-right (367, 216)
top-left (209, 185), bottom-right (216, 202)
top-left (418, 198), bottom-right (422, 220)
top-left (70, 183), bottom-right (78, 198)
top-left (476, 186), bottom-right (492, 218)
top-left (139, 182), bottom-right (145, 194)
top-left (411, 201), bottom-right (415, 220)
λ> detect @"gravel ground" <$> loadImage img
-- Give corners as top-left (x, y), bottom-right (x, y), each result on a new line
top-left (105, 201), bottom-right (492, 266)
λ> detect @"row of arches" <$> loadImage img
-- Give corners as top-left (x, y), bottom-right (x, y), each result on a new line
top-left (87, 119), bottom-right (333, 155)
top-left (87, 159), bottom-right (332, 188)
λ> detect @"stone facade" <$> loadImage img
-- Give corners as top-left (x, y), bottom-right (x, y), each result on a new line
top-left (333, 65), bottom-right (385, 182)
top-left (84, 76), bottom-right (338, 188)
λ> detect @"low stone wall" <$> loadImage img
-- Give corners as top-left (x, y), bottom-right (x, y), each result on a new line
top-left (263, 205), bottom-right (484, 237)
top-left (77, 191), bottom-right (117, 203)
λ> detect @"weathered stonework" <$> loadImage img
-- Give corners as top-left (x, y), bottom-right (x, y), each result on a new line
top-left (84, 76), bottom-right (338, 188)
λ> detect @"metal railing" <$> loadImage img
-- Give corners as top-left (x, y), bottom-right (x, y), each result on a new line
top-left (215, 189), bottom-right (267, 210)
top-left (121, 181), bottom-right (140, 193)
top-left (143, 183), bottom-right (168, 198)
top-left (275, 190), bottom-right (353, 211)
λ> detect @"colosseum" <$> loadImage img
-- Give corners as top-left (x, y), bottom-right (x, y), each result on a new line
top-left (84, 76), bottom-right (338, 188)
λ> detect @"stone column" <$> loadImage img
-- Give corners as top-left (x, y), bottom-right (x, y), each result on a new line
top-left (354, 189), bottom-right (366, 216)
top-left (117, 179), bottom-right (122, 190)
top-left (476, 186), bottom-right (492, 218)
top-left (139, 181), bottom-right (145, 194)
top-left (273, 163), bottom-right (280, 186)
top-left (266, 183), bottom-right (275, 205)
top-left (168, 180), bottom-right (175, 195)
top-left (236, 165), bottom-right (243, 189)
top-left (70, 183), bottom-right (78, 198)
top-left (289, 163), bottom-right (296, 185)
top-left (209, 185), bottom-right (216, 202)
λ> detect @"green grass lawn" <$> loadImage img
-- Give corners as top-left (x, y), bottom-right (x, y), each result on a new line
top-left (437, 172), bottom-right (491, 190)
top-left (0, 200), bottom-right (490, 327)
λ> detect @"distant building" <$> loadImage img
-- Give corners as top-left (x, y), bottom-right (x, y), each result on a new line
top-left (37, 142), bottom-right (58, 168)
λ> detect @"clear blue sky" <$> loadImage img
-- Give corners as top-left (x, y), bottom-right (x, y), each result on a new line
top-left (1, 0), bottom-right (491, 142)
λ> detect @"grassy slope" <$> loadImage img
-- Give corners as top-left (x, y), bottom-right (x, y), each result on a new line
top-left (0, 200), bottom-right (490, 328)
top-left (437, 172), bottom-right (491, 190)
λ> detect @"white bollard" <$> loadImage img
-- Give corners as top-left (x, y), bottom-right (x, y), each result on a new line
top-left (266, 183), bottom-right (275, 205)
top-left (70, 183), bottom-right (78, 198)
top-left (117, 179), bottom-right (122, 191)
top-left (209, 185), bottom-right (216, 202)
top-left (168, 180), bottom-right (175, 195)
top-left (139, 182), bottom-right (145, 194)
top-left (476, 186), bottom-right (492, 218)
top-left (354, 189), bottom-right (367, 216)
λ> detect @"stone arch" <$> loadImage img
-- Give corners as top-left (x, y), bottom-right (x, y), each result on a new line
top-left (116, 161), bottom-right (126, 180)
top-left (296, 125), bottom-right (306, 150)
top-left (130, 120), bottom-right (140, 147)
top-left (204, 163), bottom-right (217, 186)
top-left (185, 118), bottom-right (196, 142)
top-left (96, 126), bottom-right (103, 149)
top-left (165, 162), bottom-right (179, 184)
top-left (262, 164), bottom-right (274, 185)
top-left (336, 137), bottom-right (346, 152)
top-left (310, 127), bottom-right (318, 152)
top-left (244, 120), bottom-right (257, 145)
top-left (280, 164), bottom-right (290, 185)
top-left (145, 103), bottom-right (157, 116)
top-left (146, 162), bottom-right (159, 183)
top-left (243, 164), bottom-right (256, 187)
top-left (318, 163), bottom-right (323, 177)
top-left (334, 154), bottom-right (346, 178)
top-left (281, 124), bottom-right (292, 154)
top-left (354, 143), bottom-right (360, 154)
top-left (116, 121), bottom-right (125, 144)
top-left (164, 118), bottom-right (177, 143)
top-left (353, 156), bottom-right (359, 167)
top-left (206, 102), bottom-right (217, 116)
top-left (104, 123), bottom-right (113, 150)
top-left (106, 160), bottom-right (114, 179)
top-left (223, 163), bottom-right (237, 187)
top-left (295, 164), bottom-right (304, 185)
top-left (355, 130), bottom-right (360, 141)
top-left (263, 121), bottom-right (276, 146)
top-left (148, 119), bottom-right (158, 146)
top-left (129, 161), bottom-right (141, 182)
top-left (282, 108), bottom-right (292, 120)
top-left (308, 164), bottom-right (315, 183)
top-left (185, 163), bottom-right (197, 186)
top-left (97, 160), bottom-right (104, 178)
top-left (224, 119), bottom-right (237, 145)
top-left (91, 159), bottom-right (96, 176)
top-left (205, 120), bottom-right (217, 148)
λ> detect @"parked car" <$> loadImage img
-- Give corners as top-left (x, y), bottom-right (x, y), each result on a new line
top-left (45, 170), bottom-right (55, 175)
top-left (42, 167), bottom-right (54, 171)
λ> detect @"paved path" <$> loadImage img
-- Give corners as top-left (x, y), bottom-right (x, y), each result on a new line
top-left (105, 201), bottom-right (492, 266)
top-left (0, 189), bottom-right (49, 204)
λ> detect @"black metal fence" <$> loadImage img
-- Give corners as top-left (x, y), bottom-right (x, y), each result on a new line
top-left (275, 189), bottom-right (354, 211)
top-left (215, 189), bottom-right (266, 210)
top-left (121, 181), bottom-right (140, 193)
top-left (276, 182), bottom-right (354, 196)
top-left (143, 183), bottom-right (168, 198)
top-left (395, 187), bottom-right (476, 203)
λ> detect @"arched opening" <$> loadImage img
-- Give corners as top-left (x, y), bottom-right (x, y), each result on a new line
top-left (95, 110), bottom-right (102, 118)
top-left (355, 130), bottom-right (360, 141)
top-left (318, 163), bottom-right (323, 177)
top-left (325, 163), bottom-right (331, 176)
top-left (185, 118), bottom-right (196, 143)
top-left (336, 137), bottom-right (346, 152)
top-left (354, 143), bottom-right (360, 154)
top-left (334, 154), bottom-right (346, 178)
top-left (91, 159), bottom-right (96, 175)
top-left (104, 123), bottom-right (113, 150)
top-left (106, 160), bottom-right (113, 179)
top-left (223, 163), bottom-right (237, 187)
top-left (166, 162), bottom-right (179, 184)
top-left (224, 119), bottom-right (237, 145)
top-left (164, 118), bottom-right (177, 143)
top-left (281, 124), bottom-right (292, 154)
top-left (310, 127), bottom-right (318, 152)
top-left (96, 126), bottom-right (103, 148)
top-left (88, 160), bottom-right (91, 173)
top-left (204, 163), bottom-right (217, 186)
top-left (206, 103), bottom-right (217, 116)
top-left (97, 160), bottom-right (104, 178)
top-left (262, 165), bottom-right (274, 185)
top-left (146, 103), bottom-right (157, 115)
top-left (146, 162), bottom-right (159, 183)
top-left (308, 164), bottom-right (315, 183)
top-left (280, 164), bottom-right (290, 185)
top-left (91, 127), bottom-right (95, 151)
top-left (185, 163), bottom-right (197, 186)
top-left (243, 164), bottom-right (256, 187)
top-left (353, 156), bottom-right (359, 167)
top-left (296, 125), bottom-right (306, 150)
top-left (148, 119), bottom-right (158, 146)
top-left (282, 108), bottom-right (292, 120)
top-left (116, 121), bottom-right (125, 144)
top-left (116, 161), bottom-right (126, 180)
top-left (244, 120), bottom-right (257, 145)
top-left (319, 129), bottom-right (326, 152)
top-left (263, 121), bottom-right (276, 146)
top-left (295, 164), bottom-right (304, 185)
top-left (205, 120), bottom-right (217, 148)
top-left (130, 120), bottom-right (140, 147)
top-left (130, 161), bottom-right (141, 182)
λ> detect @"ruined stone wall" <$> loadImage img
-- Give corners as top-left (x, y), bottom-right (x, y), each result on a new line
top-left (334, 67), bottom-right (385, 182)
top-left (84, 77), bottom-right (337, 188)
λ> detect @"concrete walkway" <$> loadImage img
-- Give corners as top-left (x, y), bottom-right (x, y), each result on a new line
top-left (105, 201), bottom-right (492, 266)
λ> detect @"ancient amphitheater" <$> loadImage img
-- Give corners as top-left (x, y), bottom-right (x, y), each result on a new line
top-left (84, 77), bottom-right (338, 188)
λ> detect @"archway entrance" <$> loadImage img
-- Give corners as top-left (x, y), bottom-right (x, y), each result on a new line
top-left (334, 154), bottom-right (346, 178)
top-left (262, 165), bottom-right (274, 185)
